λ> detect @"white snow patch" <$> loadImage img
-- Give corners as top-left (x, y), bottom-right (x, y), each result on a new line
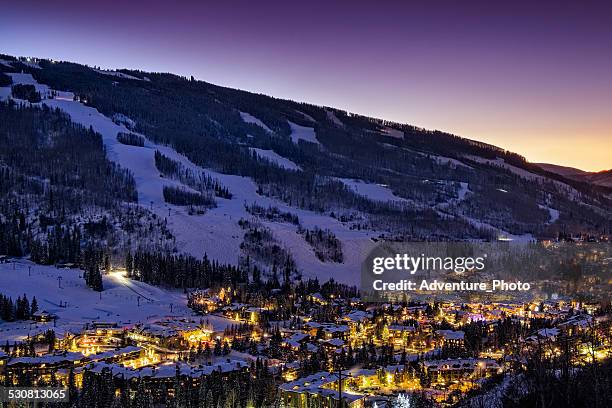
top-left (1, 73), bottom-right (75, 102)
top-left (0, 87), bottom-right (11, 100)
top-left (431, 154), bottom-right (473, 169)
top-left (380, 126), bottom-right (404, 139)
top-left (457, 182), bottom-right (470, 200)
top-left (538, 204), bottom-right (560, 223)
top-left (337, 178), bottom-right (408, 203)
top-left (263, 222), bottom-right (375, 284)
top-left (465, 156), bottom-right (546, 181)
top-left (239, 111), bottom-right (273, 133)
top-left (93, 68), bottom-right (143, 81)
top-left (249, 148), bottom-right (301, 171)
top-left (6, 73), bottom-right (49, 94)
top-left (326, 110), bottom-right (344, 127)
top-left (288, 121), bottom-right (320, 145)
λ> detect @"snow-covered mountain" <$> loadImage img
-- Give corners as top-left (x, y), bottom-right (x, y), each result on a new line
top-left (0, 54), bottom-right (610, 284)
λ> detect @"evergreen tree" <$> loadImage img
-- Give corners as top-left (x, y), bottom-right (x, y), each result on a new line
top-left (30, 296), bottom-right (38, 317)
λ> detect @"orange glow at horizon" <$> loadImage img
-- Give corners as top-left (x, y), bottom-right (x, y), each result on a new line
top-left (445, 125), bottom-right (611, 173)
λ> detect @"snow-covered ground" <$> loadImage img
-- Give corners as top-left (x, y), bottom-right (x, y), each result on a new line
top-left (288, 121), bottom-right (321, 145)
top-left (92, 68), bottom-right (143, 81)
top-left (1, 73), bottom-right (376, 284)
top-left (380, 127), bottom-right (404, 139)
top-left (0, 260), bottom-right (227, 343)
top-left (249, 148), bottom-right (301, 171)
top-left (239, 111), bottom-right (272, 133)
top-left (431, 154), bottom-right (473, 169)
top-left (5, 72), bottom-right (50, 94)
top-left (465, 156), bottom-right (547, 181)
top-left (457, 182), bottom-right (470, 201)
top-left (326, 110), bottom-right (344, 127)
top-left (337, 178), bottom-right (408, 203)
top-left (148, 144), bottom-right (377, 282)
top-left (538, 204), bottom-right (560, 223)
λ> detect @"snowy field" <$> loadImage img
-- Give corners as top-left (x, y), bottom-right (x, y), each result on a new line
top-left (239, 111), bottom-right (272, 133)
top-left (0, 260), bottom-right (240, 343)
top-left (337, 178), bottom-right (408, 203)
top-left (288, 121), bottom-right (321, 145)
top-left (249, 148), bottom-right (302, 171)
top-left (538, 204), bottom-right (560, 224)
top-left (92, 68), bottom-right (145, 81)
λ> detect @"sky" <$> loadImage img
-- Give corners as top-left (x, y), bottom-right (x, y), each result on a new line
top-left (1, 0), bottom-right (611, 171)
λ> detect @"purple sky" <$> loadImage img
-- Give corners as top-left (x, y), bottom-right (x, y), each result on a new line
top-left (2, 0), bottom-right (611, 171)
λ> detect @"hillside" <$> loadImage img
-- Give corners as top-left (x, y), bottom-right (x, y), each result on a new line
top-left (0, 54), bottom-right (611, 284)
top-left (536, 163), bottom-right (590, 178)
top-left (538, 163), bottom-right (612, 188)
top-left (584, 170), bottom-right (612, 188)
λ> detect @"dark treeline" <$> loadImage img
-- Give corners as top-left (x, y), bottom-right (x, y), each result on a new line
top-left (162, 185), bottom-right (215, 208)
top-left (0, 101), bottom-right (137, 258)
top-left (0, 102), bottom-right (136, 207)
top-left (127, 250), bottom-right (248, 289)
top-left (11, 84), bottom-right (41, 103)
top-left (244, 202), bottom-right (300, 225)
top-left (0, 292), bottom-right (38, 322)
top-left (300, 226), bottom-right (343, 263)
top-left (30, 225), bottom-right (81, 265)
top-left (238, 218), bottom-right (298, 283)
top-left (116, 131), bottom-right (144, 147)
top-left (154, 149), bottom-right (180, 174)
top-left (81, 244), bottom-right (105, 291)
top-left (496, 337), bottom-right (612, 408)
top-left (0, 72), bottom-right (12, 87)
top-left (0, 210), bottom-right (29, 258)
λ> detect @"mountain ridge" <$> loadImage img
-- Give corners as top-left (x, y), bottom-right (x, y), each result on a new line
top-left (0, 54), bottom-right (610, 284)
top-left (538, 163), bottom-right (612, 188)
